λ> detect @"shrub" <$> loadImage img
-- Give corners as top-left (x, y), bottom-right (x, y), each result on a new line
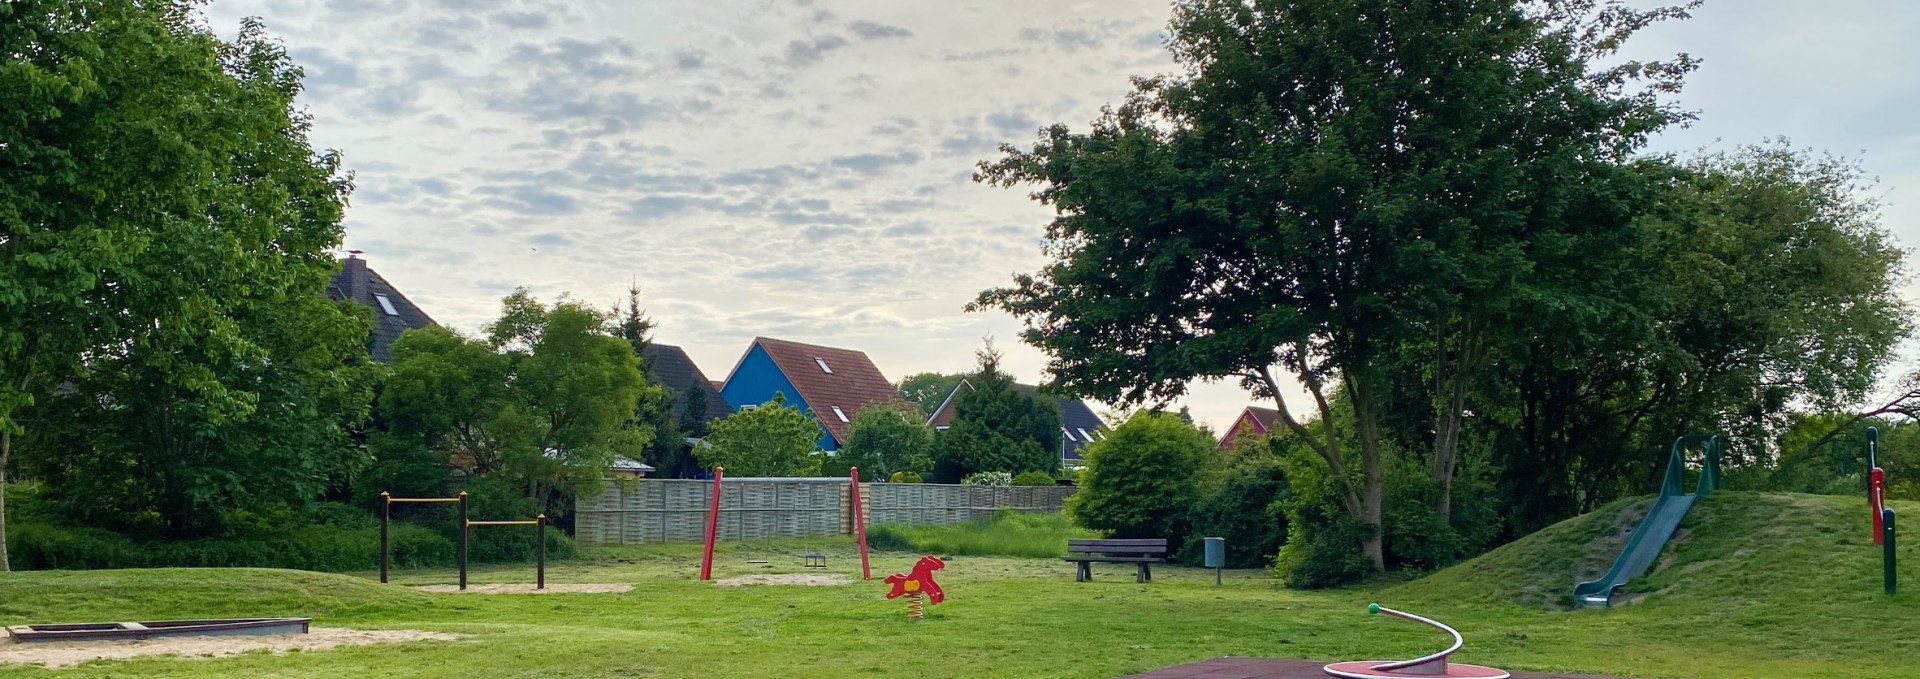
top-left (1067, 411), bottom-right (1213, 547)
top-left (1273, 441), bottom-right (1374, 588)
top-left (1011, 471), bottom-right (1057, 487)
top-left (840, 404), bottom-right (935, 481)
top-left (962, 471), bottom-right (1013, 487)
top-left (867, 509), bottom-right (1091, 558)
top-left (1178, 456), bottom-right (1288, 568)
top-left (0, 520), bottom-right (499, 572)
top-left (888, 471), bottom-right (924, 483)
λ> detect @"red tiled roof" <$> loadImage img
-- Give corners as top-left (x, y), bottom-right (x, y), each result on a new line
top-left (753, 337), bottom-right (908, 445)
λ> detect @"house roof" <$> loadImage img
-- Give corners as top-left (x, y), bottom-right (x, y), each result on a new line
top-left (642, 343), bottom-right (733, 423)
top-left (926, 379), bottom-right (1108, 461)
top-left (326, 254), bottom-right (436, 363)
top-left (1218, 406), bottom-right (1282, 449)
top-left (748, 336), bottom-right (908, 445)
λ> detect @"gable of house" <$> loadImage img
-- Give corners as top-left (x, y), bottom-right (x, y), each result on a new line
top-left (641, 343), bottom-right (733, 423)
top-left (1217, 406), bottom-right (1280, 449)
top-left (326, 254), bottom-right (435, 363)
top-left (720, 337), bottom-right (906, 451)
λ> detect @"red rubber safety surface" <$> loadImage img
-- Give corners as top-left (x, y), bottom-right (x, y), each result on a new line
top-left (1322, 661), bottom-right (1511, 679)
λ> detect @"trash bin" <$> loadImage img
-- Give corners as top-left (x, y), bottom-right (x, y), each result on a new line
top-left (1203, 537), bottom-right (1225, 585)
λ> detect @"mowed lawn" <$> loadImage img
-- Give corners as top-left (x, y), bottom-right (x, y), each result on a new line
top-left (0, 493), bottom-right (1916, 678)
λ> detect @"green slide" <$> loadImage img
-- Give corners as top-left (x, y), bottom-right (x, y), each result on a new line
top-left (1573, 435), bottom-right (1722, 608)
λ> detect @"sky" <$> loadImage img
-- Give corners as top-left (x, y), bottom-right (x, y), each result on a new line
top-left (197, 0), bottom-right (1920, 433)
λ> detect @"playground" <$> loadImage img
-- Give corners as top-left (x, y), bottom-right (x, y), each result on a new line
top-left (0, 490), bottom-right (1912, 678)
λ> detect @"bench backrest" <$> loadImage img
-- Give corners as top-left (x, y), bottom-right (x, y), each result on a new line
top-left (1067, 538), bottom-right (1168, 555)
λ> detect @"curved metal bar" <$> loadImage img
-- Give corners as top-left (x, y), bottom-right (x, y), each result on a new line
top-left (1370, 605), bottom-right (1462, 674)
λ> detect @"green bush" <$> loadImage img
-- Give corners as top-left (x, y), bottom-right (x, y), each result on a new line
top-left (1067, 412), bottom-right (1213, 548)
top-left (1274, 442), bottom-right (1375, 588)
top-left (888, 471), bottom-right (924, 483)
top-left (1178, 457), bottom-right (1288, 568)
top-left (1011, 471), bottom-right (1057, 487)
top-left (2, 520), bottom-right (480, 572)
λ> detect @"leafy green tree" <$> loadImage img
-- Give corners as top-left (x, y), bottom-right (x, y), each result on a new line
top-left (1, 4), bottom-right (358, 563)
top-left (697, 395), bottom-right (822, 476)
top-left (972, 0), bottom-right (1697, 567)
top-left (840, 404), bottom-right (934, 481)
top-left (930, 344), bottom-right (1062, 482)
top-left (1068, 412), bottom-right (1214, 547)
top-left (897, 372), bottom-right (968, 417)
top-left (379, 291), bottom-right (655, 510)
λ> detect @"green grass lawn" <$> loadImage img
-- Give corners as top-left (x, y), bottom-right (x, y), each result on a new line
top-left (0, 492), bottom-right (1914, 678)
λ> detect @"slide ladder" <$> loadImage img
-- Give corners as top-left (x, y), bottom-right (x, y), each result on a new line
top-left (1572, 434), bottom-right (1722, 608)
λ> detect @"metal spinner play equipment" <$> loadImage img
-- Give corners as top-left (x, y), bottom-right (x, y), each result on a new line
top-left (1322, 604), bottom-right (1510, 679)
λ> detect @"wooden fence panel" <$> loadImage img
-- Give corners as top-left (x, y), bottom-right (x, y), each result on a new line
top-left (574, 479), bottom-right (1076, 545)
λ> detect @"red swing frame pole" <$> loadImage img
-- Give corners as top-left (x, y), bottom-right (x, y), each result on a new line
top-left (699, 467), bottom-right (724, 581)
top-left (851, 466), bottom-right (871, 580)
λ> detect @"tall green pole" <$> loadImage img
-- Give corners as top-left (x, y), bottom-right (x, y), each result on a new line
top-left (1886, 508), bottom-right (1897, 596)
top-left (1868, 427), bottom-right (1879, 471)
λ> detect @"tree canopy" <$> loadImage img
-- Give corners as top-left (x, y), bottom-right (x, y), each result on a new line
top-left (378, 290), bottom-right (655, 510)
top-left (1, 4), bottom-right (359, 563)
top-left (839, 403), bottom-right (935, 481)
top-left (973, 0), bottom-right (1700, 568)
top-left (696, 394), bottom-right (822, 477)
top-left (929, 344), bottom-right (1062, 482)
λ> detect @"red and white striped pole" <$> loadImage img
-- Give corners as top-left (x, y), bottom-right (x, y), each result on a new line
top-left (699, 467), bottom-right (724, 580)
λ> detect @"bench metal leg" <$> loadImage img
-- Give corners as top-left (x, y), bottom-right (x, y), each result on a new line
top-left (1136, 562), bottom-right (1147, 583)
top-left (1077, 561), bottom-right (1091, 582)
top-left (1144, 562), bottom-right (1152, 582)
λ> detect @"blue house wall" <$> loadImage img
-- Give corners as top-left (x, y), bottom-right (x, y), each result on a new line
top-left (720, 343), bottom-right (839, 451)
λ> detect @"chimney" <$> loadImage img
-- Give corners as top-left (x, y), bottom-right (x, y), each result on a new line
top-left (343, 250), bottom-right (366, 301)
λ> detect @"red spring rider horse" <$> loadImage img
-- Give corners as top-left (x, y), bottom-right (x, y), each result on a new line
top-left (883, 555), bottom-right (945, 621)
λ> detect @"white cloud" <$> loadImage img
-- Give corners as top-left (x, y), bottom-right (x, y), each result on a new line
top-left (195, 0), bottom-right (1920, 432)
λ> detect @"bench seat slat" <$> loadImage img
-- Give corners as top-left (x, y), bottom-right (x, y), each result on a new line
top-left (1061, 556), bottom-right (1164, 563)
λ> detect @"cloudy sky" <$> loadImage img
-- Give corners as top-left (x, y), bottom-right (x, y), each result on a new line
top-left (197, 0), bottom-right (1920, 432)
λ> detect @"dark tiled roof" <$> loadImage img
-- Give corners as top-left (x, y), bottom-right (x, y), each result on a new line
top-left (642, 343), bottom-right (733, 423)
top-left (752, 337), bottom-right (908, 445)
top-left (326, 256), bottom-right (436, 362)
top-left (926, 379), bottom-right (1108, 462)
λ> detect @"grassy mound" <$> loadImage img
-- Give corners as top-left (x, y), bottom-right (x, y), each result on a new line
top-left (0, 568), bottom-right (433, 625)
top-left (1391, 491), bottom-right (1911, 610)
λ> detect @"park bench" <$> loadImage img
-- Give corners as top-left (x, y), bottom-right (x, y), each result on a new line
top-left (1062, 538), bottom-right (1167, 583)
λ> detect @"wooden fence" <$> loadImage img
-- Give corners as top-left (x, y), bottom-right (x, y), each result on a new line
top-left (574, 478), bottom-right (1077, 545)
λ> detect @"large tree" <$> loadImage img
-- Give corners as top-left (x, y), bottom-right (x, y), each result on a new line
top-left (695, 394), bottom-right (822, 477)
top-left (840, 403), bottom-right (935, 481)
top-left (380, 290), bottom-right (655, 509)
top-left (973, 0), bottom-right (1696, 567)
top-left (0, 5), bottom-right (356, 566)
top-left (897, 372), bottom-right (967, 417)
top-left (929, 344), bottom-right (1062, 482)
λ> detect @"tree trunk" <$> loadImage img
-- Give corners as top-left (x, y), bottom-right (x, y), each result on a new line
top-left (1, 429), bottom-right (11, 572)
top-left (1349, 374), bottom-right (1388, 571)
top-left (1429, 320), bottom-right (1482, 527)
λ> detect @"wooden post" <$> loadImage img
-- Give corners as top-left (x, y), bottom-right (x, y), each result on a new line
top-left (851, 466), bottom-right (870, 580)
top-left (536, 514), bottom-right (547, 590)
top-left (379, 492), bottom-right (391, 584)
top-left (457, 491), bottom-right (469, 591)
top-left (700, 467), bottom-right (723, 581)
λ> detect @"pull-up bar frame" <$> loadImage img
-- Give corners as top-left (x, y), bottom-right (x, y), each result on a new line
top-left (380, 491), bottom-right (467, 588)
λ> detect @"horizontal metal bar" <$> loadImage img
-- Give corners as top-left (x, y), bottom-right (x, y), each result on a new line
top-left (387, 497), bottom-right (464, 504)
top-left (467, 520), bottom-right (540, 526)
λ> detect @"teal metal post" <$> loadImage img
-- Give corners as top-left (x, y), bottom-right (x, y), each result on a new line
top-left (1699, 435), bottom-right (1722, 496)
top-left (1886, 508), bottom-right (1897, 596)
top-left (1868, 427), bottom-right (1879, 472)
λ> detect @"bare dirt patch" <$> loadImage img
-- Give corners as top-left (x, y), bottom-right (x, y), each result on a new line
top-left (0, 628), bottom-right (457, 669)
top-left (713, 573), bottom-right (850, 587)
top-left (413, 583), bottom-right (632, 594)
